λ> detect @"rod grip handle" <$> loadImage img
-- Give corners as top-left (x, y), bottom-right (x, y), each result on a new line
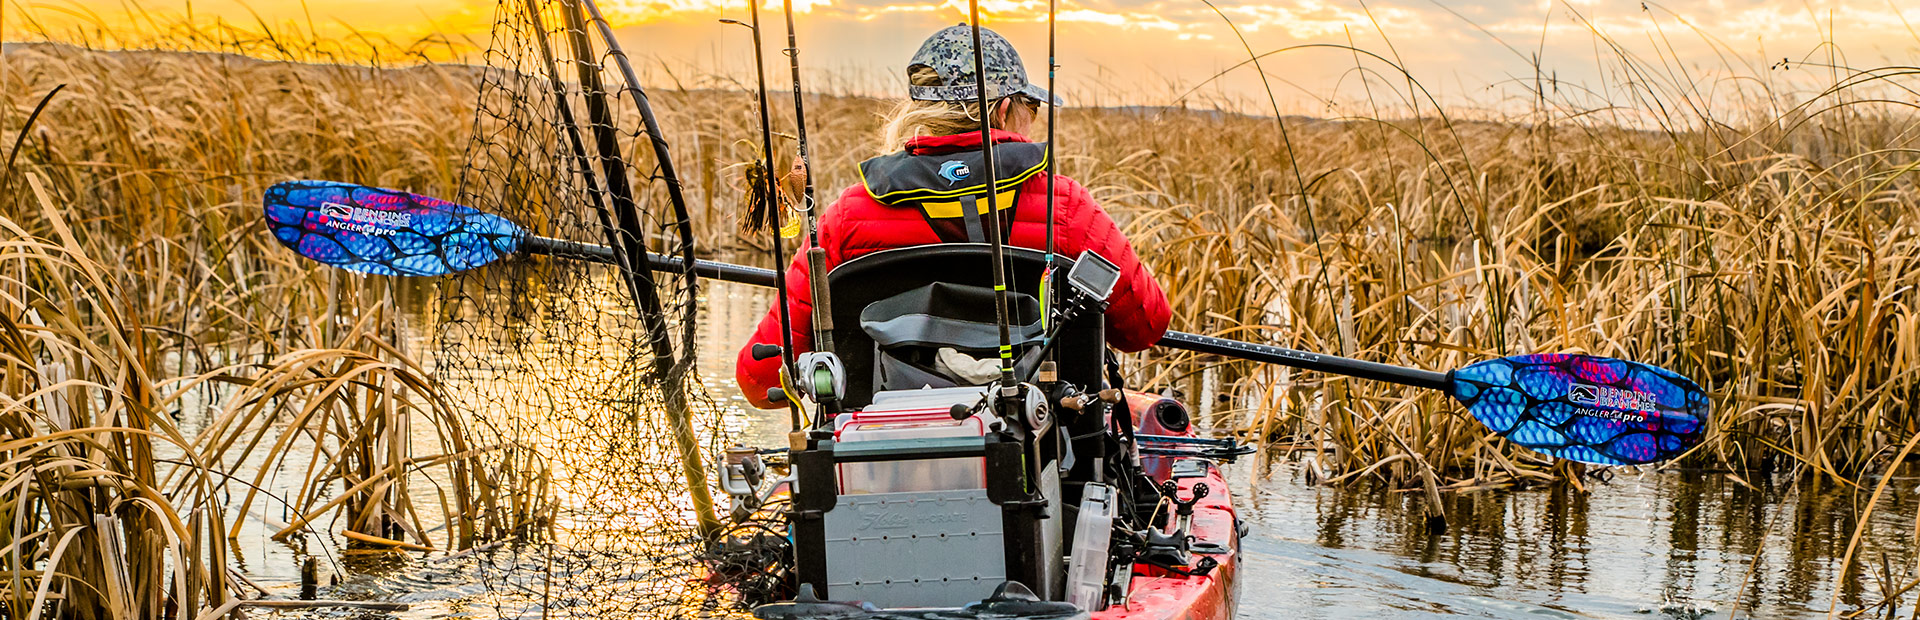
top-left (751, 343), bottom-right (783, 361)
top-left (807, 247), bottom-right (834, 350)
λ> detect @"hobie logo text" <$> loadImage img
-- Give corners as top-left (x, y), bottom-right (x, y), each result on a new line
top-left (319, 201), bottom-right (411, 236)
top-left (857, 509), bottom-right (969, 531)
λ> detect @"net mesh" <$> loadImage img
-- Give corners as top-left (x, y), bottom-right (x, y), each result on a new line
top-left (435, 0), bottom-right (738, 615)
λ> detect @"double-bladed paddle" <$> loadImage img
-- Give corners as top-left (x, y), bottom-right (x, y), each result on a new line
top-left (265, 179), bottom-right (1711, 466)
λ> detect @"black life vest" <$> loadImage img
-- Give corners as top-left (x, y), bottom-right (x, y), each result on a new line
top-left (857, 142), bottom-right (1048, 243)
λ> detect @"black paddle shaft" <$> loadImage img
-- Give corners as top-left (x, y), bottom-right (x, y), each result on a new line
top-left (1154, 331), bottom-right (1449, 391)
top-left (523, 236), bottom-right (779, 286)
top-left (519, 235), bottom-right (1454, 392)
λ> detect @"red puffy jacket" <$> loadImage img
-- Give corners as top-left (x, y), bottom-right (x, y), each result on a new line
top-left (735, 130), bottom-right (1170, 408)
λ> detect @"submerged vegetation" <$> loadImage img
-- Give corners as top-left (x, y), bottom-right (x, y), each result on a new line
top-left (3, 5), bottom-right (1920, 618)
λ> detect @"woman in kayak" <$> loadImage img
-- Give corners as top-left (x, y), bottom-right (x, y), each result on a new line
top-left (735, 24), bottom-right (1170, 408)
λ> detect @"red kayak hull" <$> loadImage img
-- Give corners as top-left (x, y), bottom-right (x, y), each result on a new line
top-left (1093, 393), bottom-right (1241, 620)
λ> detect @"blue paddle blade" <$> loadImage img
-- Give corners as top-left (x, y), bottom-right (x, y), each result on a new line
top-left (1449, 354), bottom-right (1710, 466)
top-left (263, 180), bottom-right (524, 276)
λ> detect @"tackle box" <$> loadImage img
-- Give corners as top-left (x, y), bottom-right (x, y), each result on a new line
top-left (833, 387), bottom-right (999, 494)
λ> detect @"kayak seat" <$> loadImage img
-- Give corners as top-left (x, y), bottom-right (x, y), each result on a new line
top-left (860, 282), bottom-right (1043, 393)
top-left (826, 244), bottom-right (1105, 409)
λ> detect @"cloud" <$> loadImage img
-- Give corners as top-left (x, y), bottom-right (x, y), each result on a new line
top-left (11, 0), bottom-right (1920, 111)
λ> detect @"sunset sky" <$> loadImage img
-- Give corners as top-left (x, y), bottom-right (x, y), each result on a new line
top-left (7, 0), bottom-right (1919, 111)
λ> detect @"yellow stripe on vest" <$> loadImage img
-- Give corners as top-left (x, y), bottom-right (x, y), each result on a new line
top-left (921, 189), bottom-right (1021, 219)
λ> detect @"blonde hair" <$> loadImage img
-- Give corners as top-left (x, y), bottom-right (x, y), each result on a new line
top-left (877, 99), bottom-right (987, 152)
top-left (877, 65), bottom-right (988, 151)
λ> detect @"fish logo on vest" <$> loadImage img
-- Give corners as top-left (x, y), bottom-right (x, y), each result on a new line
top-left (938, 160), bottom-right (971, 185)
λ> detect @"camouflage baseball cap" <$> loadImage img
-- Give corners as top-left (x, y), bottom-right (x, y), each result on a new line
top-left (907, 24), bottom-right (1063, 106)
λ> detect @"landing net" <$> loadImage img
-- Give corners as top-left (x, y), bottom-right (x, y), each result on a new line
top-left (435, 0), bottom-right (733, 616)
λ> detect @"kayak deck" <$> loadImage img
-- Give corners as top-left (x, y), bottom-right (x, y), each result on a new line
top-left (1094, 463), bottom-right (1240, 620)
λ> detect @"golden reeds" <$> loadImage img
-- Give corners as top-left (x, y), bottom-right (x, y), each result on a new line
top-left (9, 15), bottom-right (1920, 488)
top-left (6, 6), bottom-right (1920, 615)
top-left (1098, 86), bottom-right (1920, 491)
top-left (2, 173), bottom-right (236, 618)
top-left (3, 28), bottom-right (551, 617)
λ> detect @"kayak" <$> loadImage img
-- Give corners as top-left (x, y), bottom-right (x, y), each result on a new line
top-left (691, 243), bottom-right (1252, 620)
top-left (262, 180), bottom-right (1712, 620)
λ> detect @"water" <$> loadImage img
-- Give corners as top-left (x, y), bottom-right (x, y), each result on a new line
top-left (247, 279), bottom-right (1920, 619)
top-left (1232, 462), bottom-right (1920, 619)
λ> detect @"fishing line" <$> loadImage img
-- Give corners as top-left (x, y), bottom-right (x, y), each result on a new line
top-left (780, 0), bottom-right (817, 230)
top-left (1198, 0), bottom-right (1341, 359)
top-left (1044, 0), bottom-right (1058, 263)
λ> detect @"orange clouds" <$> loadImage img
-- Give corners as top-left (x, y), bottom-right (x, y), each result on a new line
top-left (7, 0), bottom-right (1919, 110)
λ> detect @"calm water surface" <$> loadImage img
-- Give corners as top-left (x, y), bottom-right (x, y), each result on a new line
top-left (252, 280), bottom-right (1920, 619)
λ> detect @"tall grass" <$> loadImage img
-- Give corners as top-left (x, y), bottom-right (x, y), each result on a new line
top-left (1101, 56), bottom-right (1920, 492)
top-left (1, 175), bottom-right (236, 619)
top-left (9, 7), bottom-right (1920, 487)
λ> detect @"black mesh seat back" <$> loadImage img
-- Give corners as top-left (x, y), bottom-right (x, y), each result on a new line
top-left (828, 244), bottom-right (1081, 409)
top-left (860, 282), bottom-right (1048, 392)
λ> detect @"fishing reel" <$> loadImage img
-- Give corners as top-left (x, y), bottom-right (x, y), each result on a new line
top-left (749, 345), bottom-right (846, 406)
top-left (719, 444), bottom-right (776, 521)
top-left (793, 351), bottom-right (845, 403)
top-left (949, 381), bottom-right (1052, 438)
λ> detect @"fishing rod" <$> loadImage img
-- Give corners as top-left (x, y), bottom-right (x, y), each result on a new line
top-left (779, 0), bottom-right (845, 421)
top-left (720, 5), bottom-right (803, 427)
top-left (1035, 0), bottom-right (1062, 376)
top-left (965, 0), bottom-right (1022, 408)
top-left (263, 178), bottom-right (1712, 468)
top-left (1043, 0), bottom-right (1057, 267)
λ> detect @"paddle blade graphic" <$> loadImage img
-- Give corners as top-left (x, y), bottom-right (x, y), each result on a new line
top-left (1449, 354), bottom-right (1709, 466)
top-left (264, 180), bottom-right (523, 276)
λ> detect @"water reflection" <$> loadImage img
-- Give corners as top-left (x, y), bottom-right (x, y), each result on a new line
top-left (1235, 460), bottom-right (1920, 618)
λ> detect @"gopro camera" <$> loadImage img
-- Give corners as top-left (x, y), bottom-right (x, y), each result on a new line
top-left (1066, 250), bottom-right (1121, 302)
